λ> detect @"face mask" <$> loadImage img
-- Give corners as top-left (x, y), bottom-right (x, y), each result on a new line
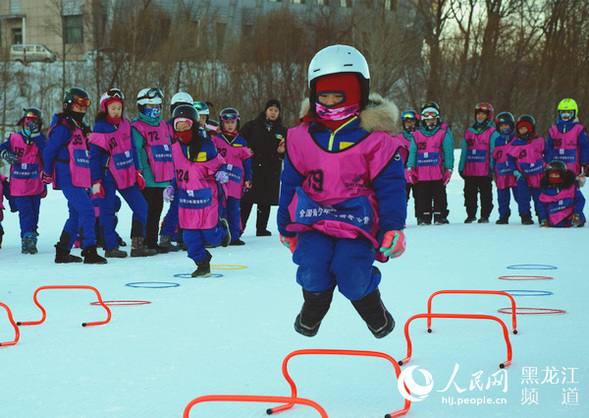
top-left (315, 102), bottom-right (360, 121)
top-left (71, 111), bottom-right (85, 124)
top-left (500, 128), bottom-right (513, 136)
top-left (107, 116), bottom-right (122, 125)
top-left (143, 105), bottom-right (161, 119)
top-left (176, 130), bottom-right (193, 144)
top-left (548, 175), bottom-right (563, 185)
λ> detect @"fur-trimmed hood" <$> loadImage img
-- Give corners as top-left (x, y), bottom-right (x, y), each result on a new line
top-left (298, 93), bottom-right (400, 135)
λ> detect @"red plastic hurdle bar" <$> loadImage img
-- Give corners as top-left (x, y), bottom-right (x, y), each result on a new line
top-left (0, 302), bottom-right (20, 346)
top-left (427, 290), bottom-right (518, 334)
top-left (400, 313), bottom-right (512, 369)
top-left (17, 285), bottom-right (112, 327)
top-left (183, 395), bottom-right (327, 417)
top-left (268, 349), bottom-right (411, 418)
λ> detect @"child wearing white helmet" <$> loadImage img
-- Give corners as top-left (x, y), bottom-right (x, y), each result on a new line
top-left (132, 87), bottom-right (174, 253)
top-left (277, 45), bottom-right (407, 339)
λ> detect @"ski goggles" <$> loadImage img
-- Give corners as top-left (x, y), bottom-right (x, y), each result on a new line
top-left (72, 97), bottom-right (91, 107)
top-left (559, 110), bottom-right (574, 120)
top-left (174, 117), bottom-right (193, 130)
top-left (193, 101), bottom-right (208, 111)
top-left (138, 88), bottom-right (163, 100)
top-left (106, 88), bottom-right (124, 100)
top-left (401, 111), bottom-right (420, 120)
top-left (475, 103), bottom-right (492, 112)
top-left (220, 113), bottom-right (239, 122)
top-left (422, 111), bottom-right (438, 119)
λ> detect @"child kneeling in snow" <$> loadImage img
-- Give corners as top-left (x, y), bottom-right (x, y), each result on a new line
top-left (538, 160), bottom-right (585, 227)
top-left (163, 105), bottom-right (231, 277)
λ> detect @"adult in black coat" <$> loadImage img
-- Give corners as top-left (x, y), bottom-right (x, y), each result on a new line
top-left (240, 99), bottom-right (287, 236)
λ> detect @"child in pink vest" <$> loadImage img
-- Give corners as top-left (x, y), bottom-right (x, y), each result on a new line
top-left (212, 108), bottom-right (252, 245)
top-left (507, 115), bottom-right (553, 224)
top-left (0, 107), bottom-right (47, 253)
top-left (398, 110), bottom-right (420, 219)
top-left (278, 45), bottom-right (407, 339)
top-left (163, 105), bottom-right (231, 277)
top-left (491, 112), bottom-right (518, 224)
top-left (458, 103), bottom-right (498, 223)
top-left (538, 160), bottom-right (585, 227)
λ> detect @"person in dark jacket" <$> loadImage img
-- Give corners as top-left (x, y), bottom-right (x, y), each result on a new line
top-left (240, 99), bottom-right (287, 236)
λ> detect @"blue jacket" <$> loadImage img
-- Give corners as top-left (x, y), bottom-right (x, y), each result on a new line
top-left (490, 133), bottom-right (515, 172)
top-left (537, 186), bottom-right (585, 226)
top-left (90, 119), bottom-right (141, 184)
top-left (0, 130), bottom-right (47, 156)
top-left (278, 117), bottom-right (406, 237)
top-left (407, 124), bottom-right (455, 171)
top-left (169, 137), bottom-right (223, 190)
top-left (548, 120), bottom-right (589, 165)
top-left (507, 136), bottom-right (553, 175)
top-left (213, 132), bottom-right (252, 183)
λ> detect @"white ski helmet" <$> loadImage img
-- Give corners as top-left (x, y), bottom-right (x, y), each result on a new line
top-left (307, 44), bottom-right (370, 111)
top-left (137, 87), bottom-right (163, 106)
top-left (171, 92), bottom-right (193, 107)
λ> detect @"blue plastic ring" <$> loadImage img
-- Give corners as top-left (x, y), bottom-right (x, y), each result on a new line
top-left (126, 282), bottom-right (180, 288)
top-left (506, 264), bottom-right (557, 270)
top-left (502, 289), bottom-right (553, 297)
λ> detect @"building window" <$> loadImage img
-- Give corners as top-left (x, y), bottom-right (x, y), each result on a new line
top-left (64, 15), bottom-right (83, 44)
top-left (13, 28), bottom-right (22, 45)
top-left (293, 0), bottom-right (306, 3)
top-left (269, 0), bottom-right (282, 2)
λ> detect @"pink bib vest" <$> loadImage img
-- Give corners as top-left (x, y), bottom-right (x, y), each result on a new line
top-left (212, 134), bottom-right (252, 199)
top-left (492, 139), bottom-right (517, 189)
top-left (48, 121), bottom-right (91, 188)
top-left (412, 127), bottom-right (447, 181)
top-left (508, 138), bottom-right (546, 188)
top-left (133, 120), bottom-right (174, 182)
top-left (171, 142), bottom-right (225, 230)
top-left (463, 126), bottom-right (495, 176)
top-left (539, 186), bottom-right (576, 225)
top-left (549, 124), bottom-right (584, 174)
top-left (89, 119), bottom-right (136, 189)
top-left (285, 124), bottom-right (407, 253)
top-left (8, 133), bottom-right (44, 196)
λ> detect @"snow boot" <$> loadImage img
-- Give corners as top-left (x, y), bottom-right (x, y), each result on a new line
top-left (192, 251), bottom-right (212, 278)
top-left (294, 288), bottom-right (335, 337)
top-left (230, 239), bottom-right (245, 246)
top-left (477, 217), bottom-right (489, 223)
top-left (54, 242), bottom-right (83, 264)
top-left (256, 229), bottom-right (272, 236)
top-left (105, 246), bottom-right (127, 258)
top-left (131, 237), bottom-right (157, 257)
top-left (220, 218), bottom-right (231, 247)
top-left (351, 288), bottom-right (395, 339)
top-left (23, 233), bottom-right (38, 254)
top-left (496, 213), bottom-right (510, 224)
top-left (148, 244), bottom-right (170, 254)
top-left (520, 212), bottom-right (534, 225)
top-left (434, 213), bottom-right (449, 225)
top-left (159, 235), bottom-right (179, 252)
top-left (81, 245), bottom-right (108, 264)
top-left (464, 216), bottom-right (476, 223)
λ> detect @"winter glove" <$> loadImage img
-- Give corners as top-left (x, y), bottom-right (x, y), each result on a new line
top-left (41, 172), bottom-right (53, 185)
top-left (407, 168), bottom-right (417, 184)
top-left (442, 169), bottom-right (453, 186)
top-left (135, 170), bottom-right (146, 190)
top-left (215, 170), bottom-right (229, 184)
top-left (379, 230), bottom-right (406, 259)
top-left (243, 179), bottom-right (252, 192)
top-left (1, 150), bottom-right (18, 164)
top-left (90, 181), bottom-right (105, 199)
top-left (513, 170), bottom-right (523, 181)
top-left (163, 185), bottom-right (175, 203)
top-left (571, 214), bottom-right (582, 226)
top-left (280, 234), bottom-right (298, 254)
top-left (539, 219), bottom-right (548, 227)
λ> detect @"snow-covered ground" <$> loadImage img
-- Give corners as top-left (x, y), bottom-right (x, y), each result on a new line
top-left (0, 155), bottom-right (586, 417)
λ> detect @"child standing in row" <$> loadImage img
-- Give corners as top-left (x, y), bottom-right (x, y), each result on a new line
top-left (407, 102), bottom-right (454, 225)
top-left (459, 102), bottom-right (498, 223)
top-left (42, 88), bottom-right (107, 264)
top-left (491, 112), bottom-right (518, 224)
top-left (89, 89), bottom-right (155, 258)
top-left (212, 108), bottom-right (252, 246)
top-left (132, 87), bottom-right (174, 253)
top-left (398, 110), bottom-right (420, 218)
top-left (278, 45), bottom-right (406, 339)
top-left (0, 108), bottom-right (47, 253)
top-left (507, 115), bottom-right (553, 224)
top-left (538, 160), bottom-right (585, 227)
top-left (163, 105), bottom-right (231, 277)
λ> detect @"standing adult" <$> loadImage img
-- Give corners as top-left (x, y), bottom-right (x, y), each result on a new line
top-left (240, 99), bottom-right (287, 236)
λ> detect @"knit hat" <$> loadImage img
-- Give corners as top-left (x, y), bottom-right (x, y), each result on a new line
top-left (315, 72), bottom-right (361, 107)
top-left (265, 99), bottom-right (281, 112)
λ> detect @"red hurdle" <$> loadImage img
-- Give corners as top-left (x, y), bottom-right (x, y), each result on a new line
top-left (183, 395), bottom-right (327, 417)
top-left (427, 290), bottom-right (518, 334)
top-left (0, 302), bottom-right (20, 346)
top-left (267, 349), bottom-right (411, 418)
top-left (400, 313), bottom-right (513, 369)
top-left (17, 285), bottom-right (112, 327)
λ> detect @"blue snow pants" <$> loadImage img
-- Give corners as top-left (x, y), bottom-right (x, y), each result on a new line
top-left (496, 187), bottom-right (517, 218)
top-left (183, 222), bottom-right (227, 262)
top-left (515, 178), bottom-right (541, 215)
top-left (99, 176), bottom-right (148, 250)
top-left (292, 230), bottom-right (381, 301)
top-left (61, 183), bottom-right (96, 250)
top-left (14, 194), bottom-right (42, 238)
top-left (226, 196), bottom-right (241, 243)
top-left (160, 194), bottom-right (179, 237)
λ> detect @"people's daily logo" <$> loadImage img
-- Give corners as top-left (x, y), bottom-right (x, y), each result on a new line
top-left (397, 365), bottom-right (434, 402)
